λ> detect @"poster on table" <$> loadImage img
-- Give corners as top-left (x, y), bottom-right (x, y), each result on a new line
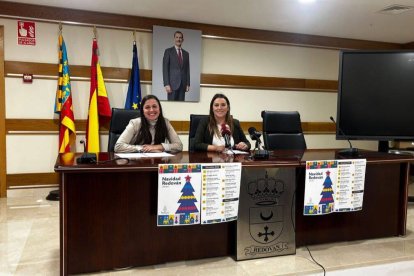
top-left (201, 163), bottom-right (242, 224)
top-left (303, 159), bottom-right (367, 215)
top-left (157, 163), bottom-right (242, 226)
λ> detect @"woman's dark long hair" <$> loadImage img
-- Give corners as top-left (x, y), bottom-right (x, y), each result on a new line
top-left (208, 93), bottom-right (233, 137)
top-left (135, 95), bottom-right (169, 145)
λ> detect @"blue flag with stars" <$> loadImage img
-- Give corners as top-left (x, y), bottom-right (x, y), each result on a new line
top-left (124, 42), bottom-right (141, 110)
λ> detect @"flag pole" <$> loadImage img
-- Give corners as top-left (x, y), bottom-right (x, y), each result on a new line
top-left (133, 30), bottom-right (136, 45)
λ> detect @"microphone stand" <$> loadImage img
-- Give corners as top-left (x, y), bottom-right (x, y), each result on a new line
top-left (223, 134), bottom-right (236, 155)
top-left (330, 116), bottom-right (359, 157)
top-left (76, 140), bottom-right (97, 164)
top-left (252, 134), bottom-right (269, 160)
top-left (255, 139), bottom-right (260, 151)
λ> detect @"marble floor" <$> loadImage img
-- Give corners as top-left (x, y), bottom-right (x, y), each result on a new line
top-left (1, 187), bottom-right (414, 276)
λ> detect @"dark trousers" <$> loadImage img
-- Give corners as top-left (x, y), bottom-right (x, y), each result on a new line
top-left (167, 82), bottom-right (185, 101)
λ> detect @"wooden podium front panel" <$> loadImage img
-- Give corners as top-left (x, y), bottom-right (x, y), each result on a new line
top-left (61, 171), bottom-right (235, 275)
top-left (57, 150), bottom-right (412, 274)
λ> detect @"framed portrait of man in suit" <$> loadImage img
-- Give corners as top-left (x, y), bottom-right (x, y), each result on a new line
top-left (152, 26), bottom-right (201, 102)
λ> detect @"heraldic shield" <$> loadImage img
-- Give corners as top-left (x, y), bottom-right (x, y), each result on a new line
top-left (249, 206), bottom-right (283, 244)
top-left (237, 167), bottom-right (296, 260)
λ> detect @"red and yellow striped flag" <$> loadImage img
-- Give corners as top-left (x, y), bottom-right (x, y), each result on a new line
top-left (86, 38), bottom-right (111, 152)
top-left (55, 34), bottom-right (76, 153)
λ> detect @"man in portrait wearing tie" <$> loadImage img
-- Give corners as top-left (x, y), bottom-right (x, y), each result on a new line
top-left (163, 31), bottom-right (190, 101)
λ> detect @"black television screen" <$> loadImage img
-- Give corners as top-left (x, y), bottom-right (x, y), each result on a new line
top-left (336, 50), bottom-right (414, 149)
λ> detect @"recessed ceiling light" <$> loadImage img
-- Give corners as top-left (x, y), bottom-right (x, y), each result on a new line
top-left (299, 0), bottom-right (316, 4)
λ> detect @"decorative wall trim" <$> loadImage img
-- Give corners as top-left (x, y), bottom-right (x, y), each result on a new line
top-left (1, 2), bottom-right (352, 192)
top-left (0, 1), bottom-right (404, 50)
top-left (7, 173), bottom-right (59, 187)
top-left (6, 119), bottom-right (335, 134)
top-left (5, 61), bottom-right (152, 82)
top-left (403, 42), bottom-right (414, 49)
top-left (5, 61), bottom-right (338, 92)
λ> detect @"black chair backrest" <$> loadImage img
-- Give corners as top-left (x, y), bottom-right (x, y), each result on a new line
top-left (261, 111), bottom-right (307, 150)
top-left (107, 108), bottom-right (140, 152)
top-left (188, 114), bottom-right (209, 151)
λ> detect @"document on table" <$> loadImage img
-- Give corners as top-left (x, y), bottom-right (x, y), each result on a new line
top-left (226, 149), bottom-right (249, 155)
top-left (116, 152), bottom-right (174, 158)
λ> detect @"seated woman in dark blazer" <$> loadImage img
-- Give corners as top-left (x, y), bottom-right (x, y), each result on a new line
top-left (194, 93), bottom-right (251, 152)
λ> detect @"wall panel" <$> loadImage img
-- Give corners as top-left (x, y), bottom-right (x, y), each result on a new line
top-left (0, 8), bottom-right (382, 192)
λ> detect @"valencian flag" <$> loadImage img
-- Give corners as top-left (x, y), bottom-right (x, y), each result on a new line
top-left (54, 34), bottom-right (76, 153)
top-left (124, 41), bottom-right (142, 109)
top-left (86, 38), bottom-right (111, 152)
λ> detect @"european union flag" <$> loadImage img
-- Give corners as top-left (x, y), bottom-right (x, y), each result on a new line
top-left (124, 42), bottom-right (141, 110)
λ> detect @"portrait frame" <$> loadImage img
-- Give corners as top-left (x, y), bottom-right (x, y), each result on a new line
top-left (152, 25), bottom-right (202, 102)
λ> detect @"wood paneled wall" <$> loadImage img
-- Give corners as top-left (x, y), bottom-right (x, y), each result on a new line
top-left (4, 60), bottom-right (336, 136)
top-left (5, 61), bottom-right (338, 92)
top-left (0, 1), bottom-right (404, 192)
top-left (5, 118), bottom-right (334, 135)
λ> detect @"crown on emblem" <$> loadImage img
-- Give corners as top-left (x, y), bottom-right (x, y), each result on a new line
top-left (248, 172), bottom-right (284, 200)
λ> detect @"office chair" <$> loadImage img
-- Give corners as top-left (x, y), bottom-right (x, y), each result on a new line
top-left (107, 108), bottom-right (141, 152)
top-left (261, 111), bottom-right (307, 150)
top-left (188, 114), bottom-right (208, 151)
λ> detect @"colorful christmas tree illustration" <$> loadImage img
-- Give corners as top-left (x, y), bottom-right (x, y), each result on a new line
top-left (176, 175), bottom-right (198, 223)
top-left (319, 170), bottom-right (334, 213)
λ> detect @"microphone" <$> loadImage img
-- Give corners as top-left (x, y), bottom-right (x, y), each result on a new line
top-left (248, 127), bottom-right (263, 149)
top-left (76, 139), bottom-right (97, 164)
top-left (221, 124), bottom-right (232, 149)
top-left (248, 127), bottom-right (261, 141)
top-left (330, 116), bottom-right (359, 156)
top-left (248, 127), bottom-right (269, 160)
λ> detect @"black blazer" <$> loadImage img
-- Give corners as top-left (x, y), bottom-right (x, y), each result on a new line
top-left (194, 117), bottom-right (251, 151)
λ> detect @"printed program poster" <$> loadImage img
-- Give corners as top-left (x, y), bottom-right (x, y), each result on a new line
top-left (157, 164), bottom-right (202, 226)
top-left (303, 159), bottom-right (366, 215)
top-left (201, 163), bottom-right (242, 224)
top-left (157, 163), bottom-right (242, 226)
top-left (335, 159), bottom-right (367, 212)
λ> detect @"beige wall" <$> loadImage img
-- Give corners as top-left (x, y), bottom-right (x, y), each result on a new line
top-left (1, 18), bottom-right (377, 174)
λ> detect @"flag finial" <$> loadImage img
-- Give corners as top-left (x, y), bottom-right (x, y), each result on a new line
top-left (58, 22), bottom-right (62, 34)
top-left (93, 26), bottom-right (97, 39)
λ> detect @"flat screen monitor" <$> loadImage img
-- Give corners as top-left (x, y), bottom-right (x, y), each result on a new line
top-left (336, 50), bottom-right (414, 151)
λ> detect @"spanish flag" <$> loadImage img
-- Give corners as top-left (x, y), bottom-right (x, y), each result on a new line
top-left (54, 34), bottom-right (76, 153)
top-left (86, 38), bottom-right (111, 152)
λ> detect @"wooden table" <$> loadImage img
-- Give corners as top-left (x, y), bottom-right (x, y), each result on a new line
top-left (55, 150), bottom-right (412, 275)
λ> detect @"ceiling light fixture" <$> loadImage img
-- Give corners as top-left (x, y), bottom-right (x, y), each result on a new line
top-left (298, 0), bottom-right (316, 4)
top-left (378, 4), bottom-right (414, 15)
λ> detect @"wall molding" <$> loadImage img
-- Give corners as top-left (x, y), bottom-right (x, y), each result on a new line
top-left (7, 172), bottom-right (59, 187)
top-left (1, 2), bottom-right (352, 192)
top-left (5, 61), bottom-right (338, 92)
top-left (6, 118), bottom-right (335, 134)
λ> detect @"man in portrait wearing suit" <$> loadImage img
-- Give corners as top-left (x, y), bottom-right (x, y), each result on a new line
top-left (163, 31), bottom-right (190, 101)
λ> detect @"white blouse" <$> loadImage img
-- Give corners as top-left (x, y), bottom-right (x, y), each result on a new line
top-left (211, 124), bottom-right (234, 147)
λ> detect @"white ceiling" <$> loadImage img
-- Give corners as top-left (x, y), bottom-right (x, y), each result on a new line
top-left (5, 0), bottom-right (414, 43)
